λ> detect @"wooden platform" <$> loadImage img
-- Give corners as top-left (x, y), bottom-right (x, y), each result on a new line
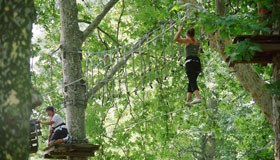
top-left (43, 143), bottom-right (100, 159)
top-left (227, 35), bottom-right (280, 67)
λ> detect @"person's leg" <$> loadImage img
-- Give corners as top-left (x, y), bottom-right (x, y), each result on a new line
top-left (191, 71), bottom-right (200, 99)
top-left (193, 90), bottom-right (200, 99)
top-left (48, 141), bottom-right (54, 146)
top-left (53, 139), bottom-right (64, 145)
top-left (192, 72), bottom-right (201, 99)
top-left (48, 128), bottom-right (67, 146)
top-left (188, 72), bottom-right (197, 91)
top-left (186, 92), bottom-right (192, 102)
top-left (189, 71), bottom-right (200, 94)
top-left (49, 131), bottom-right (58, 146)
top-left (189, 72), bottom-right (201, 104)
top-left (186, 71), bottom-right (194, 105)
top-left (186, 80), bottom-right (193, 101)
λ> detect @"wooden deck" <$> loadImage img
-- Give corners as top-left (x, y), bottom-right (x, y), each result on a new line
top-left (43, 143), bottom-right (100, 159)
top-left (227, 35), bottom-right (280, 67)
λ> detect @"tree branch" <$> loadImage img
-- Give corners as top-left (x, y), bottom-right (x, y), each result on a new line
top-left (116, 0), bottom-right (125, 43)
top-left (98, 27), bottom-right (121, 46)
top-left (79, 19), bottom-right (121, 46)
top-left (97, 28), bottom-right (109, 50)
top-left (82, 0), bottom-right (119, 41)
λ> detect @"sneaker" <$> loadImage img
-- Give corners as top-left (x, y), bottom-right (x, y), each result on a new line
top-left (186, 101), bottom-right (192, 107)
top-left (191, 98), bottom-right (201, 104)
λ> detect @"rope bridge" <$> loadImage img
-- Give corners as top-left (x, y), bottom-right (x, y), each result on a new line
top-left (35, 13), bottom-right (188, 107)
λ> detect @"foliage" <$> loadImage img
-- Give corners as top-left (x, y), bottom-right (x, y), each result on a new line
top-left (225, 39), bottom-right (262, 62)
top-left (30, 0), bottom-right (276, 159)
top-left (265, 80), bottom-right (280, 96)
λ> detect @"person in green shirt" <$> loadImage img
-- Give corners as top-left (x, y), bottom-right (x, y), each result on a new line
top-left (174, 25), bottom-right (202, 106)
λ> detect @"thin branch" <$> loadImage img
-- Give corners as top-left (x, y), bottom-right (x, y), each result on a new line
top-left (82, 0), bottom-right (119, 41)
top-left (98, 27), bottom-right (121, 46)
top-left (116, 0), bottom-right (125, 43)
top-left (78, 19), bottom-right (121, 46)
top-left (97, 28), bottom-right (109, 50)
top-left (78, 19), bottom-right (91, 24)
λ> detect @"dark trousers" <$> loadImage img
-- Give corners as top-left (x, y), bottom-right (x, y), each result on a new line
top-left (50, 128), bottom-right (68, 141)
top-left (185, 56), bottom-right (201, 93)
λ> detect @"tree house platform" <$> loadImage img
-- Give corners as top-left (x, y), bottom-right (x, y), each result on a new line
top-left (43, 143), bottom-right (100, 159)
top-left (227, 35), bottom-right (280, 67)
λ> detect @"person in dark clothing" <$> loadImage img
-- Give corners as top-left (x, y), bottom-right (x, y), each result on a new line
top-left (174, 25), bottom-right (202, 106)
top-left (37, 106), bottom-right (69, 145)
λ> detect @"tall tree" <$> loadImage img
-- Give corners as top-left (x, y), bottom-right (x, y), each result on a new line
top-left (0, 0), bottom-right (36, 159)
top-left (58, 1), bottom-right (119, 159)
top-left (210, 0), bottom-right (280, 158)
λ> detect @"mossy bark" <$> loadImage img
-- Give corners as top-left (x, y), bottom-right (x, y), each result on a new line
top-left (0, 0), bottom-right (35, 159)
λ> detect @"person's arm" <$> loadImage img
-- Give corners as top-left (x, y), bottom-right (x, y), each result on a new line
top-left (174, 26), bottom-right (187, 44)
top-left (37, 120), bottom-right (54, 125)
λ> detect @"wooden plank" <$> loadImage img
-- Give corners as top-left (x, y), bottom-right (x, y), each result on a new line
top-left (29, 133), bottom-right (41, 139)
top-left (49, 151), bottom-right (95, 157)
top-left (228, 35), bottom-right (280, 66)
top-left (43, 144), bottom-right (100, 158)
top-left (29, 146), bottom-right (38, 153)
top-left (63, 144), bottom-right (99, 150)
top-left (43, 145), bottom-right (56, 155)
top-left (30, 142), bottom-right (38, 146)
top-left (29, 132), bottom-right (37, 139)
top-left (44, 144), bottom-right (100, 152)
top-left (228, 52), bottom-right (279, 66)
top-left (234, 35), bottom-right (280, 43)
top-left (30, 139), bottom-right (38, 145)
top-left (44, 154), bottom-right (66, 159)
top-left (260, 44), bottom-right (280, 52)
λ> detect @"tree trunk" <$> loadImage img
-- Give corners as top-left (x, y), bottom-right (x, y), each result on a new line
top-left (272, 55), bottom-right (280, 160)
top-left (207, 98), bottom-right (217, 160)
top-left (207, 135), bottom-right (216, 160)
top-left (59, 0), bottom-right (86, 140)
top-left (58, 0), bottom-right (87, 159)
top-left (0, 0), bottom-right (35, 159)
top-left (214, 0), bottom-right (280, 159)
top-left (200, 134), bottom-right (207, 160)
top-left (58, 0), bottom-right (118, 159)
